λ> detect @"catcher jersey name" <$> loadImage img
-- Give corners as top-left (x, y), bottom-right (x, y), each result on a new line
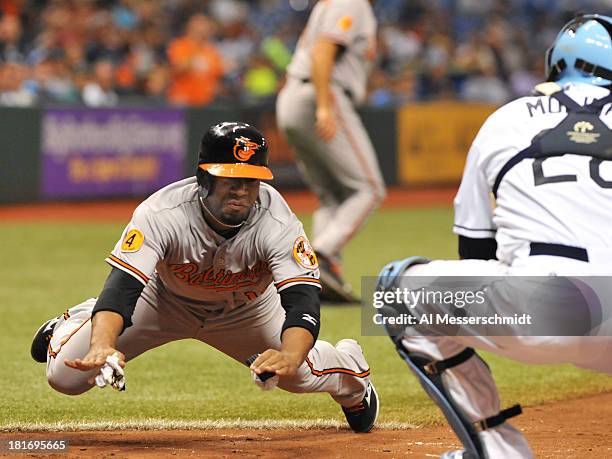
top-left (525, 96), bottom-right (612, 117)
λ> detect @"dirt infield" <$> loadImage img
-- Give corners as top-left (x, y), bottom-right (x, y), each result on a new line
top-left (2, 392), bottom-right (611, 458)
top-left (0, 187), bottom-right (456, 222)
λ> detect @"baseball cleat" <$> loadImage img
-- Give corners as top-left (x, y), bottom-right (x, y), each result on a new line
top-left (30, 316), bottom-right (61, 363)
top-left (342, 381), bottom-right (379, 433)
top-left (318, 255), bottom-right (359, 304)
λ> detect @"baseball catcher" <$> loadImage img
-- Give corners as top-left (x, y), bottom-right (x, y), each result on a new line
top-left (376, 14), bottom-right (612, 458)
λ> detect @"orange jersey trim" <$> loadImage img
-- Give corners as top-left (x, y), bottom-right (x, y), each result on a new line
top-left (48, 317), bottom-right (91, 359)
top-left (107, 254), bottom-right (150, 284)
top-left (275, 277), bottom-right (322, 290)
top-left (305, 356), bottom-right (370, 378)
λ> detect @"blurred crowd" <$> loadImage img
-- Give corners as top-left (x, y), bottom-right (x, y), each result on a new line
top-left (0, 0), bottom-right (610, 108)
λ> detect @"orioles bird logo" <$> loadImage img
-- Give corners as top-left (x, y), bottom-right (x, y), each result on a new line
top-left (233, 136), bottom-right (259, 162)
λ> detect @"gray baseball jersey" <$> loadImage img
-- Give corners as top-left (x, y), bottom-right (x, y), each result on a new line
top-left (278, 0), bottom-right (385, 263)
top-left (287, 0), bottom-right (376, 104)
top-left (106, 177), bottom-right (320, 316)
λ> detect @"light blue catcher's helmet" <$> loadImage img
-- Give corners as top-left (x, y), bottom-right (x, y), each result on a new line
top-left (546, 14), bottom-right (612, 87)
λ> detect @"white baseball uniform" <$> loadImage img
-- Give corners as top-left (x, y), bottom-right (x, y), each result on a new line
top-left (276, 0), bottom-right (385, 261)
top-left (45, 178), bottom-right (370, 408)
top-left (394, 82), bottom-right (612, 458)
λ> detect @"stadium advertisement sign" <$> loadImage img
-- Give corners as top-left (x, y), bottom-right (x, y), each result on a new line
top-left (397, 102), bottom-right (494, 185)
top-left (41, 108), bottom-right (186, 198)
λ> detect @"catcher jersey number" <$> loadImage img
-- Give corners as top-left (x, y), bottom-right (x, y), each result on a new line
top-left (533, 157), bottom-right (612, 188)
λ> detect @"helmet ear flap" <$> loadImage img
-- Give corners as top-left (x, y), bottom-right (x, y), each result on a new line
top-left (196, 166), bottom-right (206, 188)
top-left (196, 168), bottom-right (214, 198)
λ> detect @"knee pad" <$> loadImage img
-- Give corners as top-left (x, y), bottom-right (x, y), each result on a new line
top-left (376, 256), bottom-right (430, 291)
top-left (395, 342), bottom-right (522, 459)
top-left (375, 257), bottom-right (430, 338)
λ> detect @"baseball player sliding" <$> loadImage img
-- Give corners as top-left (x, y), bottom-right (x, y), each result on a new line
top-left (277, 0), bottom-right (386, 303)
top-left (376, 14), bottom-right (612, 458)
top-left (31, 122), bottom-right (379, 433)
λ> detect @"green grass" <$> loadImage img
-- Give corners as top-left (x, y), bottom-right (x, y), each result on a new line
top-left (1, 208), bottom-right (611, 428)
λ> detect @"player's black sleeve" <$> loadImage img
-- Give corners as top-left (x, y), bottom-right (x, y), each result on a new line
top-left (279, 284), bottom-right (321, 343)
top-left (92, 267), bottom-right (145, 333)
top-left (458, 235), bottom-right (498, 260)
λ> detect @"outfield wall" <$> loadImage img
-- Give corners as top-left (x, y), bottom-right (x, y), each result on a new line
top-left (0, 102), bottom-right (495, 204)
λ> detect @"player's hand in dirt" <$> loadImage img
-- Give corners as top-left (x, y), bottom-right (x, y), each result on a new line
top-left (250, 349), bottom-right (301, 377)
top-left (316, 105), bottom-right (337, 141)
top-left (65, 347), bottom-right (126, 377)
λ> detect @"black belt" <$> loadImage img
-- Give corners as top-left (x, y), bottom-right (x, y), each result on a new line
top-left (529, 242), bottom-right (589, 262)
top-left (300, 78), bottom-right (353, 101)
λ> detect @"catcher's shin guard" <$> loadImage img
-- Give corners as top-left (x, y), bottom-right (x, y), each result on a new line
top-left (396, 343), bottom-right (485, 458)
top-left (394, 342), bottom-right (522, 459)
top-left (376, 257), bottom-right (522, 459)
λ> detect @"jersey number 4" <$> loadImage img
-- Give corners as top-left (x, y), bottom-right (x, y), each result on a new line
top-left (533, 158), bottom-right (612, 188)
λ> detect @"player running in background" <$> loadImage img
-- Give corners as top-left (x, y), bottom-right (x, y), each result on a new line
top-left (277, 0), bottom-right (386, 303)
top-left (375, 14), bottom-right (612, 458)
top-left (31, 122), bottom-right (378, 433)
